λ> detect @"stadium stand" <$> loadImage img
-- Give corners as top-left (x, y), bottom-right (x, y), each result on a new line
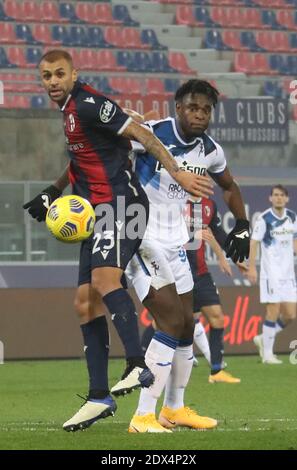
top-left (0, 0), bottom-right (294, 109)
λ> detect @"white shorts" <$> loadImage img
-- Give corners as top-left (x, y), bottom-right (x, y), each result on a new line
top-left (125, 239), bottom-right (194, 302)
top-left (260, 278), bottom-right (297, 303)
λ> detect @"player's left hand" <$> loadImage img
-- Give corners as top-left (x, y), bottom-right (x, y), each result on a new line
top-left (224, 219), bottom-right (250, 263)
top-left (23, 185), bottom-right (62, 222)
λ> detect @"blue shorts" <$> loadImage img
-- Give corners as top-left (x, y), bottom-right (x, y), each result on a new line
top-left (78, 175), bottom-right (149, 286)
top-left (193, 272), bottom-right (221, 312)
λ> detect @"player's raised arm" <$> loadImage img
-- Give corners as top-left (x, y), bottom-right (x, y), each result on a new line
top-left (122, 120), bottom-right (213, 200)
top-left (23, 165), bottom-right (70, 222)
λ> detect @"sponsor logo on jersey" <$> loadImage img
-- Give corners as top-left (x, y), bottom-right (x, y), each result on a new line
top-left (167, 183), bottom-right (188, 200)
top-left (155, 160), bottom-right (207, 175)
top-left (84, 97), bottom-right (95, 104)
top-left (99, 100), bottom-right (116, 123)
top-left (68, 142), bottom-right (84, 152)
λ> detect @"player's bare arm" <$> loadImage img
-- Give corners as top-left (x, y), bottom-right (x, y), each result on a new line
top-left (53, 165), bottom-right (70, 192)
top-left (246, 239), bottom-right (259, 284)
top-left (201, 228), bottom-right (232, 276)
top-left (294, 238), bottom-right (297, 255)
top-left (212, 167), bottom-right (246, 220)
top-left (122, 120), bottom-right (213, 199)
top-left (212, 167), bottom-right (249, 262)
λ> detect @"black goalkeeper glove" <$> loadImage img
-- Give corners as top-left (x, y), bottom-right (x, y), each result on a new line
top-left (224, 219), bottom-right (250, 263)
top-left (23, 185), bottom-right (62, 222)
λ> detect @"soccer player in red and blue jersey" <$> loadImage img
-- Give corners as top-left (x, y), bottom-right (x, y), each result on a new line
top-left (187, 197), bottom-right (241, 383)
top-left (23, 50), bottom-right (213, 432)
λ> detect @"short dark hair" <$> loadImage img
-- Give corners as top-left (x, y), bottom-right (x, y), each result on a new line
top-left (271, 184), bottom-right (288, 196)
top-left (39, 49), bottom-right (73, 68)
top-left (175, 79), bottom-right (219, 107)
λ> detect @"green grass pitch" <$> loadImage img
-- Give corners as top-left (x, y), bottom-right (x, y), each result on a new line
top-left (0, 356), bottom-right (296, 450)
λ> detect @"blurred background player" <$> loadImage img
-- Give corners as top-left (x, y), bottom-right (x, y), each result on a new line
top-left (23, 50), bottom-right (210, 432)
top-left (187, 198), bottom-right (245, 383)
top-left (125, 79), bottom-right (249, 433)
top-left (247, 185), bottom-right (297, 364)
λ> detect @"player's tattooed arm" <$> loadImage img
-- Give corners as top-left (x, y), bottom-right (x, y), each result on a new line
top-left (122, 120), bottom-right (213, 199)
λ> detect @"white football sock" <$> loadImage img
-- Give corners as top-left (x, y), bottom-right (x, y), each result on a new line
top-left (193, 322), bottom-right (211, 364)
top-left (275, 318), bottom-right (285, 335)
top-left (262, 321), bottom-right (276, 360)
top-left (163, 344), bottom-right (194, 410)
top-left (136, 332), bottom-right (177, 415)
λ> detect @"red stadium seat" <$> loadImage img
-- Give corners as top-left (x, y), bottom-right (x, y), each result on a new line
top-left (104, 26), bottom-right (123, 48)
top-left (175, 6), bottom-right (197, 26)
top-left (169, 52), bottom-right (196, 75)
top-left (75, 2), bottom-right (94, 23)
top-left (110, 76), bottom-right (142, 94)
top-left (23, 1), bottom-right (41, 21)
top-left (145, 78), bottom-right (166, 95)
top-left (122, 28), bottom-right (148, 49)
top-left (40, 1), bottom-right (65, 23)
top-left (4, 0), bottom-right (23, 21)
top-left (32, 24), bottom-right (60, 46)
top-left (93, 3), bottom-right (121, 25)
top-left (3, 94), bottom-right (30, 108)
top-left (0, 22), bottom-right (17, 44)
top-left (7, 47), bottom-right (28, 68)
top-left (234, 52), bottom-right (253, 73)
top-left (276, 10), bottom-right (297, 31)
top-left (96, 50), bottom-right (126, 71)
top-left (222, 31), bottom-right (243, 50)
top-left (244, 8), bottom-right (262, 29)
top-left (253, 53), bottom-right (273, 74)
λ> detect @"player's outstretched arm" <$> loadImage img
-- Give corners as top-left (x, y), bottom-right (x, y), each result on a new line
top-left (122, 120), bottom-right (213, 199)
top-left (23, 166), bottom-right (70, 222)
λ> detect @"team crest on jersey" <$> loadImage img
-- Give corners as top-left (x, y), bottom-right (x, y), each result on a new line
top-left (204, 205), bottom-right (211, 217)
top-left (99, 100), bottom-right (116, 123)
top-left (67, 114), bottom-right (75, 132)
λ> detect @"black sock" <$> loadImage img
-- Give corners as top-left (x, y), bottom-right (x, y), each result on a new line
top-left (209, 327), bottom-right (224, 375)
top-left (103, 288), bottom-right (143, 359)
top-left (141, 324), bottom-right (155, 353)
top-left (81, 316), bottom-right (109, 398)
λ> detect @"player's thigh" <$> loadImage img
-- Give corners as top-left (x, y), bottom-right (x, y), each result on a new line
top-left (281, 302), bottom-right (297, 321)
top-left (193, 273), bottom-right (221, 314)
top-left (170, 246), bottom-right (194, 297)
top-left (74, 282), bottom-right (107, 322)
top-left (143, 283), bottom-right (185, 337)
top-left (126, 239), bottom-right (176, 303)
top-left (260, 278), bottom-right (280, 304)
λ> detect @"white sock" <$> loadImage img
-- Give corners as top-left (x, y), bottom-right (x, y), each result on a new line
top-left (163, 344), bottom-right (194, 410)
top-left (275, 318), bottom-right (285, 335)
top-left (136, 332), bottom-right (177, 415)
top-left (193, 322), bottom-right (211, 364)
top-left (262, 321), bottom-right (276, 360)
